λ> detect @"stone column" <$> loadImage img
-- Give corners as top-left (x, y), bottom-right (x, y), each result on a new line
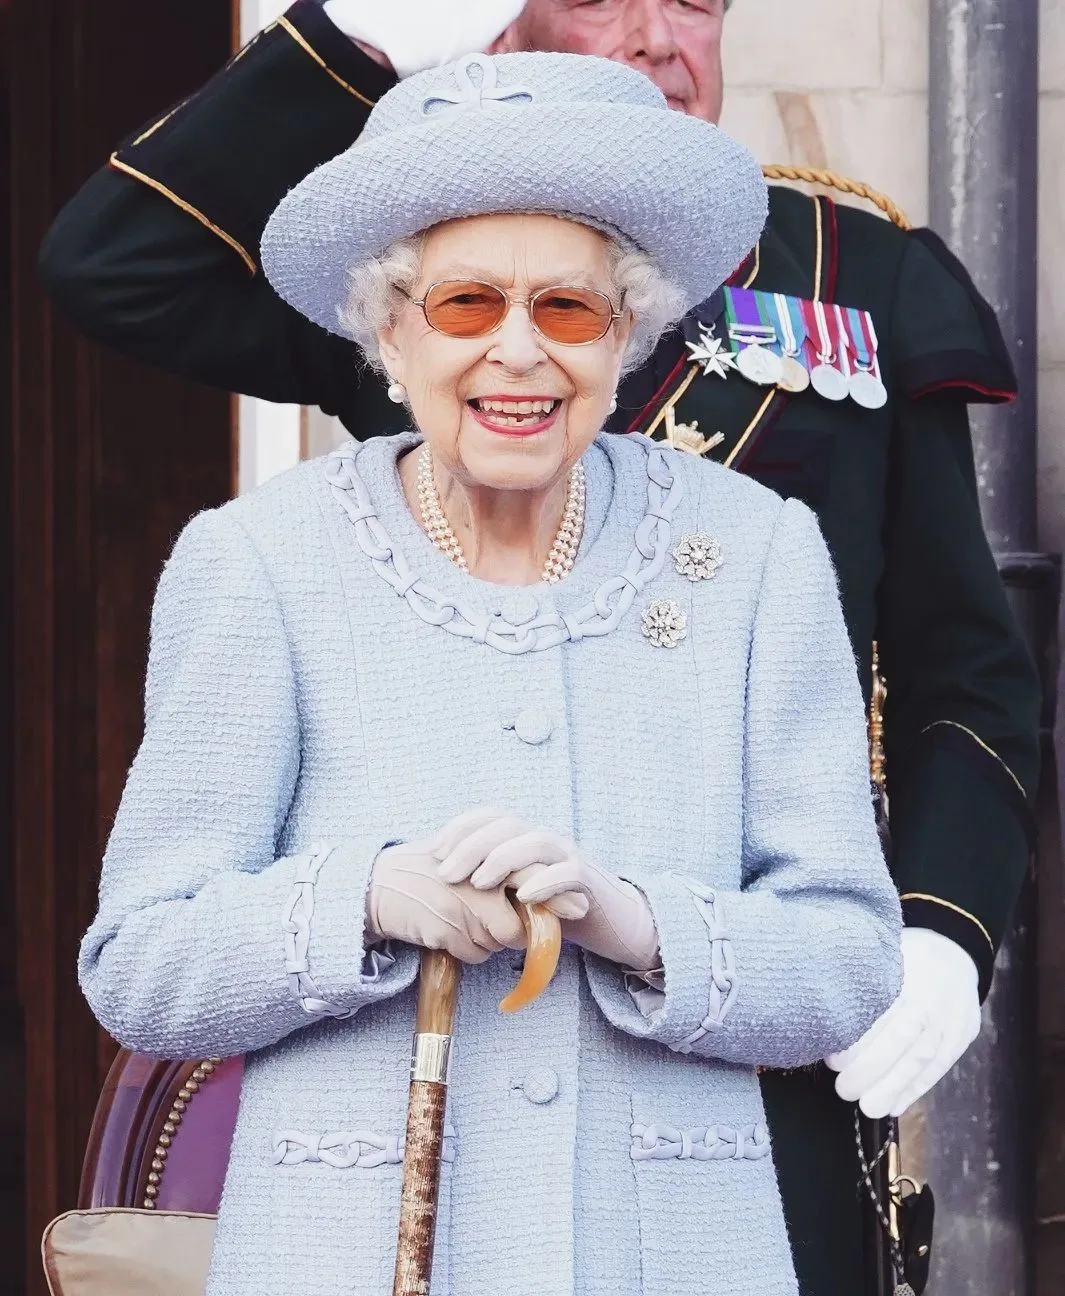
top-left (923, 3), bottom-right (1042, 1294)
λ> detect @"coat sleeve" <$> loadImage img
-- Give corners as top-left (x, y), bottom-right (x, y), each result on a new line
top-left (584, 498), bottom-right (903, 1068)
top-left (37, 1), bottom-right (403, 431)
top-left (874, 230), bottom-right (1041, 1000)
top-left (79, 507), bottom-right (418, 1059)
top-left (877, 391), bottom-right (1040, 999)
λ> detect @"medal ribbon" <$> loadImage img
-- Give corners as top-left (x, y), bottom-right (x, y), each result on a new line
top-left (801, 298), bottom-right (836, 362)
top-left (842, 307), bottom-right (875, 371)
top-left (774, 293), bottom-right (809, 359)
top-left (753, 292), bottom-right (783, 356)
top-left (855, 308), bottom-right (884, 380)
top-left (831, 306), bottom-right (853, 378)
top-left (726, 287), bottom-right (776, 345)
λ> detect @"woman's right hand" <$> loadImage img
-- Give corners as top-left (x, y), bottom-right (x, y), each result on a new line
top-left (366, 840), bottom-right (529, 963)
top-left (322, 1), bottom-right (527, 79)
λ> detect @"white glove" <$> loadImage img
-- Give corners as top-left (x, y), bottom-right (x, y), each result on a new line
top-left (367, 840), bottom-right (528, 963)
top-left (323, 0), bottom-right (527, 79)
top-left (825, 927), bottom-right (982, 1118)
top-left (434, 808), bottom-right (661, 971)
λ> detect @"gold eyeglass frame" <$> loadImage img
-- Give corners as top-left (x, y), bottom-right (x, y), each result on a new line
top-left (401, 280), bottom-right (625, 346)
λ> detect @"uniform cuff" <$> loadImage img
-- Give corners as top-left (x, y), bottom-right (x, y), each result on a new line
top-left (889, 722), bottom-right (1034, 1000)
top-left (899, 894), bottom-right (994, 999)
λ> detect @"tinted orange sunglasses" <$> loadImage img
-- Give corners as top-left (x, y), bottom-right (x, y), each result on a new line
top-left (403, 280), bottom-right (623, 346)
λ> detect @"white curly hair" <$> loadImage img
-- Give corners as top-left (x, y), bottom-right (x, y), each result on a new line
top-left (338, 222), bottom-right (688, 376)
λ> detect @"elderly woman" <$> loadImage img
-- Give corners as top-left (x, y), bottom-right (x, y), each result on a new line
top-left (79, 51), bottom-right (901, 1296)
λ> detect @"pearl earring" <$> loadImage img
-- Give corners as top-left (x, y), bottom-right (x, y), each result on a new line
top-left (387, 382), bottom-right (407, 404)
top-left (608, 394), bottom-right (618, 414)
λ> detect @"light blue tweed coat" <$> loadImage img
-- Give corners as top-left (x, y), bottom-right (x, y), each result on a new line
top-left (80, 432), bottom-right (902, 1296)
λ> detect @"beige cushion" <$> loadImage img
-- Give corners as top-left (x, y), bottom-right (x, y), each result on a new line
top-left (42, 1208), bottom-right (216, 1296)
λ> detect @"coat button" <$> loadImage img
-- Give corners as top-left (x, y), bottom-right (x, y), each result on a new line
top-left (500, 592), bottom-right (540, 625)
top-left (513, 707), bottom-right (552, 745)
top-left (520, 1067), bottom-right (559, 1105)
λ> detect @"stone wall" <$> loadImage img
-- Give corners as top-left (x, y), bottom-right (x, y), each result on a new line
top-left (722, 0), bottom-right (1061, 555)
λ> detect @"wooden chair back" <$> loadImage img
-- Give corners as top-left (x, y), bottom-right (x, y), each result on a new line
top-left (78, 1051), bottom-right (243, 1214)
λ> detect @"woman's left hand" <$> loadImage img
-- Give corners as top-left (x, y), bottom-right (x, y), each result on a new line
top-left (434, 809), bottom-right (661, 971)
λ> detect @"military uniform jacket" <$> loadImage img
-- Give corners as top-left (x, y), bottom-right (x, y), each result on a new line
top-left (38, 3), bottom-right (1042, 1292)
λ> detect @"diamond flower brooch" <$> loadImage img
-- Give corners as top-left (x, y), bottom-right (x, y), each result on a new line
top-left (642, 599), bottom-right (688, 649)
top-left (672, 532), bottom-right (723, 582)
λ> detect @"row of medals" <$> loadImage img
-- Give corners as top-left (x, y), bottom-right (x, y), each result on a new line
top-left (688, 321), bottom-right (889, 411)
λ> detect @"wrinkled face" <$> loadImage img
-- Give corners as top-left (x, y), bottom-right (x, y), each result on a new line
top-left (494, 0), bottom-right (725, 122)
top-left (379, 213), bottom-right (630, 495)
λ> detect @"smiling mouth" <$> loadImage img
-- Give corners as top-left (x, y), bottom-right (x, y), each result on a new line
top-left (468, 397), bottom-right (562, 432)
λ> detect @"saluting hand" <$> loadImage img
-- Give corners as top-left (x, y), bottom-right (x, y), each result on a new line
top-left (434, 808), bottom-right (662, 973)
top-left (323, 0), bottom-right (527, 79)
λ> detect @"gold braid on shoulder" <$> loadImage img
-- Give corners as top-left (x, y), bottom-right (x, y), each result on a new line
top-left (762, 164), bottom-right (912, 231)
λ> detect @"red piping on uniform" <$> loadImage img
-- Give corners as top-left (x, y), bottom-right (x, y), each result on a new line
top-left (823, 198), bottom-right (840, 300)
top-left (626, 353), bottom-right (688, 433)
top-left (912, 379), bottom-right (1016, 402)
top-left (727, 248), bottom-right (756, 287)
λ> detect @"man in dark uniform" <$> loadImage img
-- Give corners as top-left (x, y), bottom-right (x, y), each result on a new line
top-left (38, 2), bottom-right (1040, 1292)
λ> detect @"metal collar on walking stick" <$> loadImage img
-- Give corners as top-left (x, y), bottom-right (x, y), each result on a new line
top-left (393, 899), bottom-right (563, 1296)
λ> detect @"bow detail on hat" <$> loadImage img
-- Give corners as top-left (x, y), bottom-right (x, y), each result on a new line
top-left (423, 54), bottom-right (534, 116)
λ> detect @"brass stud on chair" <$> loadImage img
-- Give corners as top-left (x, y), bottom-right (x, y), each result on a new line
top-left (141, 1059), bottom-right (220, 1209)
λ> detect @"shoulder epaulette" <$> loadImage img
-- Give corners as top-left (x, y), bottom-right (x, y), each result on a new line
top-left (762, 165), bottom-right (911, 231)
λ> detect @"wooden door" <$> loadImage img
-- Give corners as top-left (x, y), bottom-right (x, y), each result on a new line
top-left (9, 2), bottom-right (233, 1291)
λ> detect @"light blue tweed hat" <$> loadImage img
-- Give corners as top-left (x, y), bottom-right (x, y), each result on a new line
top-left (261, 52), bottom-right (768, 337)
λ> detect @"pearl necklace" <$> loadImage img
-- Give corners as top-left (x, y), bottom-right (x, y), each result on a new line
top-left (415, 444), bottom-right (587, 584)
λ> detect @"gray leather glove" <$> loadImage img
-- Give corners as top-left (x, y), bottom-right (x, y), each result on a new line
top-left (434, 809), bottom-right (661, 971)
top-left (367, 840), bottom-right (527, 963)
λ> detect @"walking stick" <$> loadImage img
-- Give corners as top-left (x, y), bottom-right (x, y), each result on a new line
top-left (392, 900), bottom-right (563, 1296)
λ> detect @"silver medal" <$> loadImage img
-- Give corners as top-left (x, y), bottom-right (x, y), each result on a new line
top-left (685, 324), bottom-right (738, 380)
top-left (736, 343), bottom-right (784, 387)
top-left (849, 368), bottom-right (888, 410)
top-left (810, 362), bottom-right (849, 402)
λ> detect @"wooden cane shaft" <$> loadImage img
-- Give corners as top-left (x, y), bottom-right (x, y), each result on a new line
top-left (393, 1078), bottom-right (449, 1296)
top-left (394, 924), bottom-right (557, 1294)
top-left (394, 950), bottom-right (459, 1296)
